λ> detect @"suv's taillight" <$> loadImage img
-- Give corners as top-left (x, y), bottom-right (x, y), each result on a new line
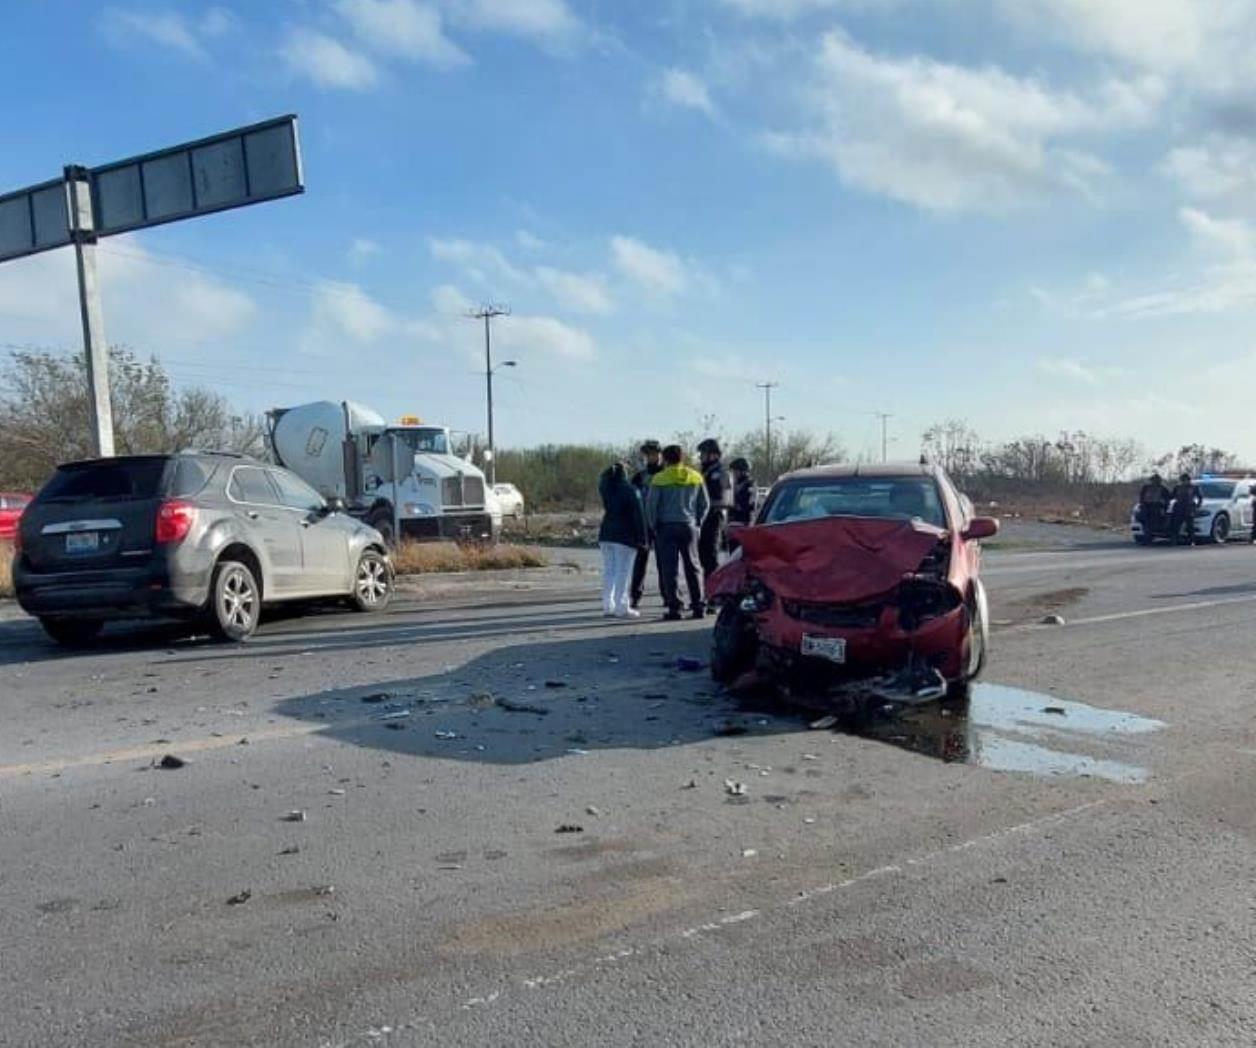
top-left (156, 500), bottom-right (196, 545)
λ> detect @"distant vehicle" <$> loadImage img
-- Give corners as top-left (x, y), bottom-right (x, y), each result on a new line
top-left (1130, 476), bottom-right (1254, 545)
top-left (707, 463), bottom-right (998, 702)
top-left (13, 453), bottom-right (392, 646)
top-left (492, 483), bottom-right (525, 519)
top-left (0, 492), bottom-right (31, 542)
top-left (268, 401), bottom-right (494, 546)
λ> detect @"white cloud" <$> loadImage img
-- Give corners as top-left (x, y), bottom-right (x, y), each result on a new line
top-left (428, 237), bottom-right (525, 283)
top-left (348, 238), bottom-right (382, 267)
top-left (431, 283), bottom-right (474, 315)
top-left (534, 267), bottom-right (614, 314)
top-left (720, 0), bottom-right (890, 18)
top-left (765, 30), bottom-right (1162, 214)
top-left (444, 0), bottom-right (580, 41)
top-left (515, 229), bottom-right (548, 251)
top-left (657, 69), bottom-right (717, 118)
top-left (0, 239), bottom-right (255, 349)
top-left (1163, 136), bottom-right (1256, 200)
top-left (498, 314), bottom-right (595, 360)
top-left (281, 29), bottom-right (379, 89)
top-left (1180, 206), bottom-right (1254, 257)
top-left (99, 7), bottom-right (232, 60)
top-left (1036, 356), bottom-right (1120, 385)
top-left (611, 235), bottom-right (690, 296)
top-left (311, 282), bottom-right (396, 342)
top-left (335, 0), bottom-right (470, 69)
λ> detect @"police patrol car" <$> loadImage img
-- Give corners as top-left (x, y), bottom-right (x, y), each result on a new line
top-left (1132, 474), bottom-right (1256, 544)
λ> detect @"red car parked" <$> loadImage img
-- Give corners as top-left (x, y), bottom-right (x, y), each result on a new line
top-left (707, 463), bottom-right (998, 702)
top-left (0, 492), bottom-right (31, 543)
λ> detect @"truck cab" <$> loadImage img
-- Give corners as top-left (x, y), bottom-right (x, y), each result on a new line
top-left (267, 401), bottom-right (495, 546)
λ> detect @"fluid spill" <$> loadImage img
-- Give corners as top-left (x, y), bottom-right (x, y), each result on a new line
top-left (845, 683), bottom-right (1165, 784)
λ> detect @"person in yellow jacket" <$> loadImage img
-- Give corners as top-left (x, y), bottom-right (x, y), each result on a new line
top-left (645, 445), bottom-right (709, 620)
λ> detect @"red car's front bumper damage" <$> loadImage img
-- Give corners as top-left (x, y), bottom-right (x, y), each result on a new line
top-left (708, 517), bottom-right (973, 699)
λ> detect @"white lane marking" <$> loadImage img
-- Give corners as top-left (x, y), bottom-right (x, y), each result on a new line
top-left (453, 796), bottom-right (1113, 1010)
top-left (1005, 593), bottom-right (1256, 632)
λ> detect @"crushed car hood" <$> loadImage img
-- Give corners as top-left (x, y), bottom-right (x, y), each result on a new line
top-left (711, 517), bottom-right (948, 604)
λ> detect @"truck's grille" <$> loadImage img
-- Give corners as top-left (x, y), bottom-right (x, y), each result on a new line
top-left (442, 477), bottom-right (463, 507)
top-left (463, 476), bottom-right (485, 507)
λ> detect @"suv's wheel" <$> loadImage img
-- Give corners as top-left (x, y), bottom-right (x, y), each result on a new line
top-left (1211, 513), bottom-right (1230, 544)
top-left (40, 617), bottom-right (103, 647)
top-left (351, 549), bottom-right (393, 613)
top-left (209, 560), bottom-right (260, 641)
top-left (367, 509), bottom-right (396, 549)
top-left (711, 604), bottom-right (758, 685)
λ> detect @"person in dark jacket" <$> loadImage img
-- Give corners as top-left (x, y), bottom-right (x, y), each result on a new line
top-left (1138, 472), bottom-right (1170, 535)
top-left (629, 439), bottom-right (664, 609)
top-left (598, 462), bottom-right (647, 618)
top-left (728, 457), bottom-right (757, 526)
top-left (1169, 472), bottom-right (1202, 545)
top-left (696, 437), bottom-right (732, 579)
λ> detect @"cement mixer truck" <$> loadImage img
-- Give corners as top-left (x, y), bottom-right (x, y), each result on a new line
top-left (266, 401), bottom-right (495, 545)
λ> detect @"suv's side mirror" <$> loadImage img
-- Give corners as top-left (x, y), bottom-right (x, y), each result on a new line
top-left (962, 517), bottom-right (999, 542)
top-left (324, 496), bottom-right (346, 515)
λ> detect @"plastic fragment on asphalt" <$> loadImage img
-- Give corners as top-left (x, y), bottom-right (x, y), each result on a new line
top-left (435, 731), bottom-right (460, 740)
top-left (226, 890), bottom-right (251, 905)
top-left (586, 806), bottom-right (601, 817)
top-left (724, 779), bottom-right (747, 797)
top-left (329, 789), bottom-right (346, 796)
top-left (742, 848), bottom-right (757, 858)
top-left (682, 779), bottom-right (698, 789)
top-left (281, 810), bottom-right (306, 822)
top-left (279, 846), bottom-right (300, 856)
top-left (312, 885), bottom-right (335, 896)
top-left (555, 824), bottom-right (584, 834)
top-left (360, 693), bottom-right (390, 704)
top-left (803, 817), bottom-right (817, 825)
top-left (496, 698), bottom-right (550, 715)
top-left (809, 715), bottom-right (838, 730)
top-left (1042, 706), bottom-right (1067, 715)
top-left (375, 710), bottom-right (411, 721)
top-left (802, 753), bottom-right (819, 761)
top-left (1041, 614), bottom-right (1066, 626)
top-left (157, 754), bottom-right (186, 769)
top-left (544, 680), bottom-right (568, 689)
top-left (566, 748), bottom-right (589, 756)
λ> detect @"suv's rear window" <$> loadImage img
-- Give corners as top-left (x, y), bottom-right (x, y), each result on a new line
top-left (170, 457), bottom-right (215, 497)
top-left (39, 459), bottom-right (168, 503)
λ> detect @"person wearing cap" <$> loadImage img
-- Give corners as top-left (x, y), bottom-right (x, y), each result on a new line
top-left (728, 457), bottom-right (757, 527)
top-left (696, 438), bottom-right (732, 579)
top-left (645, 444), bottom-right (709, 620)
top-left (630, 439), bottom-right (665, 609)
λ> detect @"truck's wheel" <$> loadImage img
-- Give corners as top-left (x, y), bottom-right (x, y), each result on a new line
top-left (711, 604), bottom-right (757, 685)
top-left (351, 549), bottom-right (394, 613)
top-left (367, 509), bottom-right (396, 548)
top-left (209, 560), bottom-right (260, 642)
top-left (40, 617), bottom-right (103, 647)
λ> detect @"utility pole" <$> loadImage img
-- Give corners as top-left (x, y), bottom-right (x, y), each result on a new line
top-left (756, 381), bottom-right (780, 480)
top-left (466, 304), bottom-right (511, 485)
top-left (873, 412), bottom-right (893, 463)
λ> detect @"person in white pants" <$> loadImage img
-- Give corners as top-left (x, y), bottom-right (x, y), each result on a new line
top-left (597, 462), bottom-right (648, 619)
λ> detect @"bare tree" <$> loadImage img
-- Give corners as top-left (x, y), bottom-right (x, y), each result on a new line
top-left (921, 419), bottom-right (982, 479)
top-left (0, 346), bottom-right (264, 490)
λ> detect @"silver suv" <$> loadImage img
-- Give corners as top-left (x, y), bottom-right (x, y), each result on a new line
top-left (13, 452), bottom-right (393, 645)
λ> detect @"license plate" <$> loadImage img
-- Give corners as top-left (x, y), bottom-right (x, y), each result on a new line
top-left (65, 531), bottom-right (100, 554)
top-left (801, 635), bottom-right (846, 663)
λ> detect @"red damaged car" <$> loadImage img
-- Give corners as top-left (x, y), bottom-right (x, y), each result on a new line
top-left (707, 463), bottom-right (999, 702)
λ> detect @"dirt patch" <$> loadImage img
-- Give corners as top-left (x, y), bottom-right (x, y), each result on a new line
top-left (1002, 586), bottom-right (1089, 623)
top-left (391, 542), bottom-right (547, 575)
top-left (0, 542), bottom-right (12, 599)
top-left (441, 876), bottom-right (682, 956)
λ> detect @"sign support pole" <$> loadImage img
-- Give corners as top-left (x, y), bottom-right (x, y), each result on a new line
top-left (66, 165), bottom-right (114, 458)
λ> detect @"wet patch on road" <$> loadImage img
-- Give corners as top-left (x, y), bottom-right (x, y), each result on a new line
top-left (838, 683), bottom-right (1164, 784)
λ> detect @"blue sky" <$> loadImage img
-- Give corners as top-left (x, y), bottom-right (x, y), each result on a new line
top-left (4, 0), bottom-right (1256, 463)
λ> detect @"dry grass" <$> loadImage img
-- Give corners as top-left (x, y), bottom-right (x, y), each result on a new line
top-left (391, 541), bottom-right (547, 576)
top-left (0, 542), bottom-right (13, 599)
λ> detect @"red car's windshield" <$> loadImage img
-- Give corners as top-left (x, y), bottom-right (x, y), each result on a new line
top-left (763, 477), bottom-right (947, 529)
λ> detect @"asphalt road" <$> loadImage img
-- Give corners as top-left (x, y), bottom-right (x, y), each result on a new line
top-left (3, 538), bottom-right (1256, 1047)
